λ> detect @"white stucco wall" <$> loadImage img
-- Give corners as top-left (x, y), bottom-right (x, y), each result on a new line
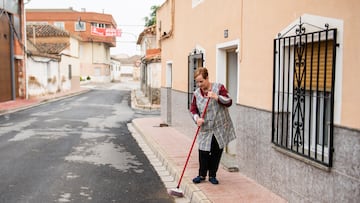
top-left (60, 55), bottom-right (80, 91)
top-left (110, 60), bottom-right (121, 81)
top-left (27, 56), bottom-right (60, 97)
top-left (148, 62), bottom-right (161, 88)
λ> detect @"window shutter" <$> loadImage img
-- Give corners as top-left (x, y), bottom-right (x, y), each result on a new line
top-left (297, 40), bottom-right (333, 92)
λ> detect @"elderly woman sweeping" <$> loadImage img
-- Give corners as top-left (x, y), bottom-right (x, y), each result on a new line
top-left (190, 67), bottom-right (236, 185)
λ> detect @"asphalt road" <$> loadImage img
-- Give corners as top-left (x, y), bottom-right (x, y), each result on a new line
top-left (0, 83), bottom-right (173, 203)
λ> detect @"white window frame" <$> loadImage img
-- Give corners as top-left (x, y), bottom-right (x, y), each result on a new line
top-left (54, 22), bottom-right (65, 30)
top-left (75, 21), bottom-right (86, 31)
top-left (277, 40), bottom-right (333, 157)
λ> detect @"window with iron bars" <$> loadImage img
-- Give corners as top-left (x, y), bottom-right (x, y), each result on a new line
top-left (272, 26), bottom-right (337, 167)
top-left (187, 51), bottom-right (204, 109)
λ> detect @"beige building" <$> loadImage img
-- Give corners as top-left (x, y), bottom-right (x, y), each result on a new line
top-left (26, 8), bottom-right (118, 83)
top-left (137, 25), bottom-right (162, 104)
top-left (157, 0), bottom-right (359, 202)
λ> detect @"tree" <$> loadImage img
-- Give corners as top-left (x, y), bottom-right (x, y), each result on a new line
top-left (144, 5), bottom-right (159, 27)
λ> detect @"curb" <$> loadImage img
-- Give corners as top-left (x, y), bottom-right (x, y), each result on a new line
top-left (131, 119), bottom-right (210, 203)
top-left (131, 89), bottom-right (160, 111)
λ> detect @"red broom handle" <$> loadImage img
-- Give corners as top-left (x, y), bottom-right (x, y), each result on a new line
top-left (176, 98), bottom-right (210, 188)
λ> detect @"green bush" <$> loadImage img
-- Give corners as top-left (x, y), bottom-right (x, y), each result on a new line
top-left (87, 76), bottom-right (91, 80)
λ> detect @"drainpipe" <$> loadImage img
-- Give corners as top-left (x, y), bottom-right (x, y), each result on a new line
top-left (240, 0), bottom-right (243, 62)
top-left (9, 14), bottom-right (16, 100)
top-left (24, 0), bottom-right (30, 99)
top-left (171, 0), bottom-right (174, 35)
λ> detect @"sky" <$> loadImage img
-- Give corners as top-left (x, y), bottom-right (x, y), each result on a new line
top-left (25, 0), bottom-right (166, 56)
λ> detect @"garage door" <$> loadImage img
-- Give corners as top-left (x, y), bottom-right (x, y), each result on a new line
top-left (0, 13), bottom-right (12, 102)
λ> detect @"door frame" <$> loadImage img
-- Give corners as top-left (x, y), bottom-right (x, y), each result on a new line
top-left (216, 39), bottom-right (240, 103)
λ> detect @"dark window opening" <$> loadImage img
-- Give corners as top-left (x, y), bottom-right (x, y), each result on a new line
top-left (68, 65), bottom-right (72, 79)
top-left (187, 51), bottom-right (204, 109)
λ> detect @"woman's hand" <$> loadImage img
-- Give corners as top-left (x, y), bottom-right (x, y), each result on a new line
top-left (196, 117), bottom-right (205, 126)
top-left (206, 91), bottom-right (218, 101)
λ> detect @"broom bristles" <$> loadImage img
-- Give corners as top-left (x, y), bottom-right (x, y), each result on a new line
top-left (168, 188), bottom-right (184, 197)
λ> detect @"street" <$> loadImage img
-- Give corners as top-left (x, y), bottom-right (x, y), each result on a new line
top-left (0, 83), bottom-right (174, 203)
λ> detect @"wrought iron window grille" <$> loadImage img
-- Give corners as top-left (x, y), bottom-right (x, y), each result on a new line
top-left (272, 18), bottom-right (337, 167)
top-left (187, 49), bottom-right (204, 109)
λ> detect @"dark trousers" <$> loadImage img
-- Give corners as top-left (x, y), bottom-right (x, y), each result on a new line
top-left (198, 135), bottom-right (223, 178)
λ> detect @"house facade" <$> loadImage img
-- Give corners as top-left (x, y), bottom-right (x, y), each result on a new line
top-left (110, 57), bottom-right (121, 82)
top-left (0, 0), bottom-right (26, 102)
top-left (137, 25), bottom-right (162, 104)
top-left (157, 0), bottom-right (359, 202)
top-left (111, 54), bottom-right (141, 82)
top-left (26, 8), bottom-right (118, 83)
top-left (26, 24), bottom-right (80, 97)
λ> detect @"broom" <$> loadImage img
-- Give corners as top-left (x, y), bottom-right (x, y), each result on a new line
top-left (168, 97), bottom-right (210, 197)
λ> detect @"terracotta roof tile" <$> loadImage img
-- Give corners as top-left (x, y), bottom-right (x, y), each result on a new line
top-left (26, 24), bottom-right (70, 37)
top-left (26, 24), bottom-right (70, 54)
top-left (137, 25), bottom-right (156, 44)
top-left (112, 55), bottom-right (141, 64)
top-left (35, 43), bottom-right (70, 54)
top-left (145, 48), bottom-right (161, 61)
